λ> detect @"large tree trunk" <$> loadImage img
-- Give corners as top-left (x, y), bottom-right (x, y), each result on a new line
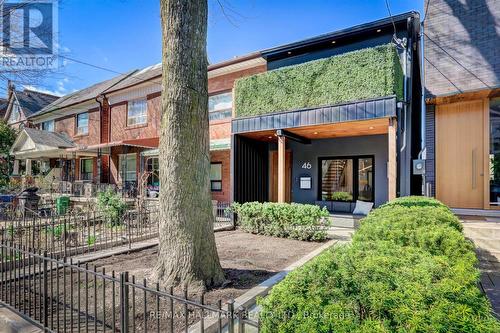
top-left (153, 0), bottom-right (224, 290)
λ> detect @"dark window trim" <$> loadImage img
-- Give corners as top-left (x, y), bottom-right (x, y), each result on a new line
top-left (210, 162), bottom-right (223, 192)
top-left (80, 158), bottom-right (93, 181)
top-left (317, 155), bottom-right (375, 202)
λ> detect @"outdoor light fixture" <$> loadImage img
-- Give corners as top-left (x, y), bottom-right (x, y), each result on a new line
top-left (369, 126), bottom-right (374, 130)
top-left (287, 51), bottom-right (292, 55)
top-left (331, 40), bottom-right (336, 44)
top-left (313, 131), bottom-right (318, 135)
top-left (377, 29), bottom-right (381, 32)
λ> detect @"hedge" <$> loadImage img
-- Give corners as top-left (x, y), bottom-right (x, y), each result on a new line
top-left (234, 44), bottom-right (403, 118)
top-left (231, 202), bottom-right (330, 241)
top-left (259, 197), bottom-right (500, 332)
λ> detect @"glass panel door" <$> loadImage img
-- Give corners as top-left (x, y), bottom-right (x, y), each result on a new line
top-left (358, 158), bottom-right (374, 201)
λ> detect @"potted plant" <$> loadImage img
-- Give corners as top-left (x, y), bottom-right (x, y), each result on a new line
top-left (330, 191), bottom-right (353, 213)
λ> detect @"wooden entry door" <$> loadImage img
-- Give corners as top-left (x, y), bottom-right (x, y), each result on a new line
top-left (270, 151), bottom-right (292, 202)
top-left (436, 100), bottom-right (485, 209)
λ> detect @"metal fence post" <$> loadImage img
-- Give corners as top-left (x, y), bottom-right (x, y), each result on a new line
top-left (120, 272), bottom-right (129, 333)
top-left (227, 300), bottom-right (235, 333)
top-left (237, 306), bottom-right (245, 333)
top-left (42, 250), bottom-right (48, 329)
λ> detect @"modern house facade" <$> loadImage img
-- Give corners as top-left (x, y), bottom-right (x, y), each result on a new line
top-left (9, 11), bottom-right (424, 211)
top-left (424, 0), bottom-right (500, 211)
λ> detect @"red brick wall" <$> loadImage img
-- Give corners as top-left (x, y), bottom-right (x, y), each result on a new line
top-left (55, 108), bottom-right (100, 146)
top-left (208, 64), bottom-right (266, 94)
top-left (109, 93), bottom-right (161, 142)
top-left (210, 149), bottom-right (230, 203)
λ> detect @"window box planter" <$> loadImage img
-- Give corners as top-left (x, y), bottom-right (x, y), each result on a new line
top-left (331, 201), bottom-right (354, 213)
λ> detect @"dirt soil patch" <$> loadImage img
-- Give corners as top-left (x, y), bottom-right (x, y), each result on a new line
top-left (93, 229), bottom-right (323, 302)
top-left (41, 230), bottom-right (326, 332)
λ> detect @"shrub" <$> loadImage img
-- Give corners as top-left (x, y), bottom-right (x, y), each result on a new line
top-left (234, 44), bottom-right (403, 118)
top-left (97, 189), bottom-right (127, 225)
top-left (231, 202), bottom-right (330, 241)
top-left (259, 197), bottom-right (500, 332)
top-left (330, 191), bottom-right (353, 201)
top-left (379, 195), bottom-right (448, 209)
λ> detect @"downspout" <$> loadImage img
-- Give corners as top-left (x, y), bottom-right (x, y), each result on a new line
top-left (95, 95), bottom-right (104, 184)
top-left (418, 20), bottom-right (427, 196)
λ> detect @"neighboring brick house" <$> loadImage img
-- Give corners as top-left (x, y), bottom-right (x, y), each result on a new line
top-left (3, 84), bottom-right (59, 130)
top-left (9, 55), bottom-right (266, 203)
top-left (424, 0), bottom-right (500, 210)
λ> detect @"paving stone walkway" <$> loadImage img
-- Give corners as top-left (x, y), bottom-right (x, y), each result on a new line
top-left (478, 253), bottom-right (500, 319)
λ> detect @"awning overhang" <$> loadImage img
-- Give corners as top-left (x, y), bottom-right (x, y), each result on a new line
top-left (141, 138), bottom-right (231, 157)
top-left (231, 96), bottom-right (397, 141)
top-left (70, 137), bottom-right (160, 153)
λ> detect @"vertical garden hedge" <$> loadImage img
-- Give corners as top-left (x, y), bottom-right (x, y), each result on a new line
top-left (258, 197), bottom-right (500, 332)
top-left (234, 44), bottom-right (404, 118)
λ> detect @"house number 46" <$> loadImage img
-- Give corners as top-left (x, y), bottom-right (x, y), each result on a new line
top-left (302, 162), bottom-right (312, 169)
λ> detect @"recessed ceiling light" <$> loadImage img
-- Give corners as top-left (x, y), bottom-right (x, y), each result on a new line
top-left (313, 131), bottom-right (318, 135)
top-left (376, 29), bottom-right (381, 33)
top-left (331, 40), bottom-right (336, 44)
top-left (369, 126), bottom-right (374, 130)
top-left (268, 136), bottom-right (273, 139)
top-left (287, 51), bottom-right (292, 55)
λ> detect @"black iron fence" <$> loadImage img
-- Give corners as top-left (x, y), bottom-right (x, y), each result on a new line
top-left (0, 242), bottom-right (260, 332)
top-left (0, 205), bottom-right (159, 258)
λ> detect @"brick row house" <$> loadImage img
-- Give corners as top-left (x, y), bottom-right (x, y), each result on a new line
top-left (9, 11), bottom-right (425, 210)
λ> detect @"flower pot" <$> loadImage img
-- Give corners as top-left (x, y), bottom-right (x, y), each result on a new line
top-left (332, 201), bottom-right (352, 213)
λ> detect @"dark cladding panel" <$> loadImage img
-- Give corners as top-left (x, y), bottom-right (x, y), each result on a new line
top-left (233, 135), bottom-right (269, 203)
top-left (232, 96), bottom-right (397, 134)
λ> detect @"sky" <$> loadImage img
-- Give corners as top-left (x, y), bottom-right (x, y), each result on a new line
top-left (3, 0), bottom-right (424, 98)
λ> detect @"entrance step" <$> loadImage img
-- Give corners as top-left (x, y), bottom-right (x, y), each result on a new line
top-left (328, 213), bottom-right (362, 228)
top-left (461, 220), bottom-right (500, 262)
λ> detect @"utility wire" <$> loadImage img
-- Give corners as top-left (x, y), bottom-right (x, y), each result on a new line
top-left (424, 56), bottom-right (463, 93)
top-left (384, 0), bottom-right (405, 49)
top-left (423, 0), bottom-right (431, 23)
top-left (424, 32), bottom-right (492, 89)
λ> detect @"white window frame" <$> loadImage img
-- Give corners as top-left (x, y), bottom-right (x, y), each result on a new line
top-left (119, 153), bottom-right (137, 183)
top-left (127, 99), bottom-right (148, 126)
top-left (76, 112), bottom-right (89, 135)
top-left (208, 92), bottom-right (232, 121)
top-left (41, 120), bottom-right (55, 132)
top-left (210, 162), bottom-right (223, 192)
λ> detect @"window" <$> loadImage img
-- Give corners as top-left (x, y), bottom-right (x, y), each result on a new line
top-left (76, 113), bottom-right (89, 135)
top-left (127, 99), bottom-right (147, 126)
top-left (208, 92), bottom-right (232, 121)
top-left (119, 153), bottom-right (137, 183)
top-left (319, 156), bottom-right (374, 202)
top-left (41, 120), bottom-right (54, 132)
top-left (210, 162), bottom-right (222, 191)
top-left (80, 159), bottom-right (93, 181)
top-left (8, 103), bottom-right (20, 124)
top-left (146, 157), bottom-right (160, 187)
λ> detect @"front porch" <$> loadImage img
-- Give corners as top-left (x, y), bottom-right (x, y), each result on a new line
top-left (231, 96), bottom-right (399, 212)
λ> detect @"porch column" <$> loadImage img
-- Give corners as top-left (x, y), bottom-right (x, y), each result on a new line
top-left (26, 159), bottom-right (32, 176)
top-left (388, 118), bottom-right (397, 201)
top-left (13, 159), bottom-right (20, 175)
top-left (277, 134), bottom-right (286, 203)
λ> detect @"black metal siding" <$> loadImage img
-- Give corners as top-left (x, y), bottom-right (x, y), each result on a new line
top-left (233, 135), bottom-right (269, 203)
top-left (232, 96), bottom-right (397, 134)
top-left (425, 104), bottom-right (436, 196)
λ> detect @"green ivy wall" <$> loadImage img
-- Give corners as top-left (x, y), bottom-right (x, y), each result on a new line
top-left (234, 44), bottom-right (404, 118)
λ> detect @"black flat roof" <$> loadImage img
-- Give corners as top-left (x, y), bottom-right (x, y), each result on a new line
top-left (261, 11), bottom-right (419, 61)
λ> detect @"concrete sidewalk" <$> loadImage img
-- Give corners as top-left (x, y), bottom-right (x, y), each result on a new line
top-left (0, 305), bottom-right (42, 333)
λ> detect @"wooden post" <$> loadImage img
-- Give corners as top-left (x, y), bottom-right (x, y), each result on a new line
top-left (26, 159), bottom-right (32, 176)
top-left (13, 159), bottom-right (19, 175)
top-left (278, 135), bottom-right (286, 203)
top-left (388, 118), bottom-right (397, 201)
